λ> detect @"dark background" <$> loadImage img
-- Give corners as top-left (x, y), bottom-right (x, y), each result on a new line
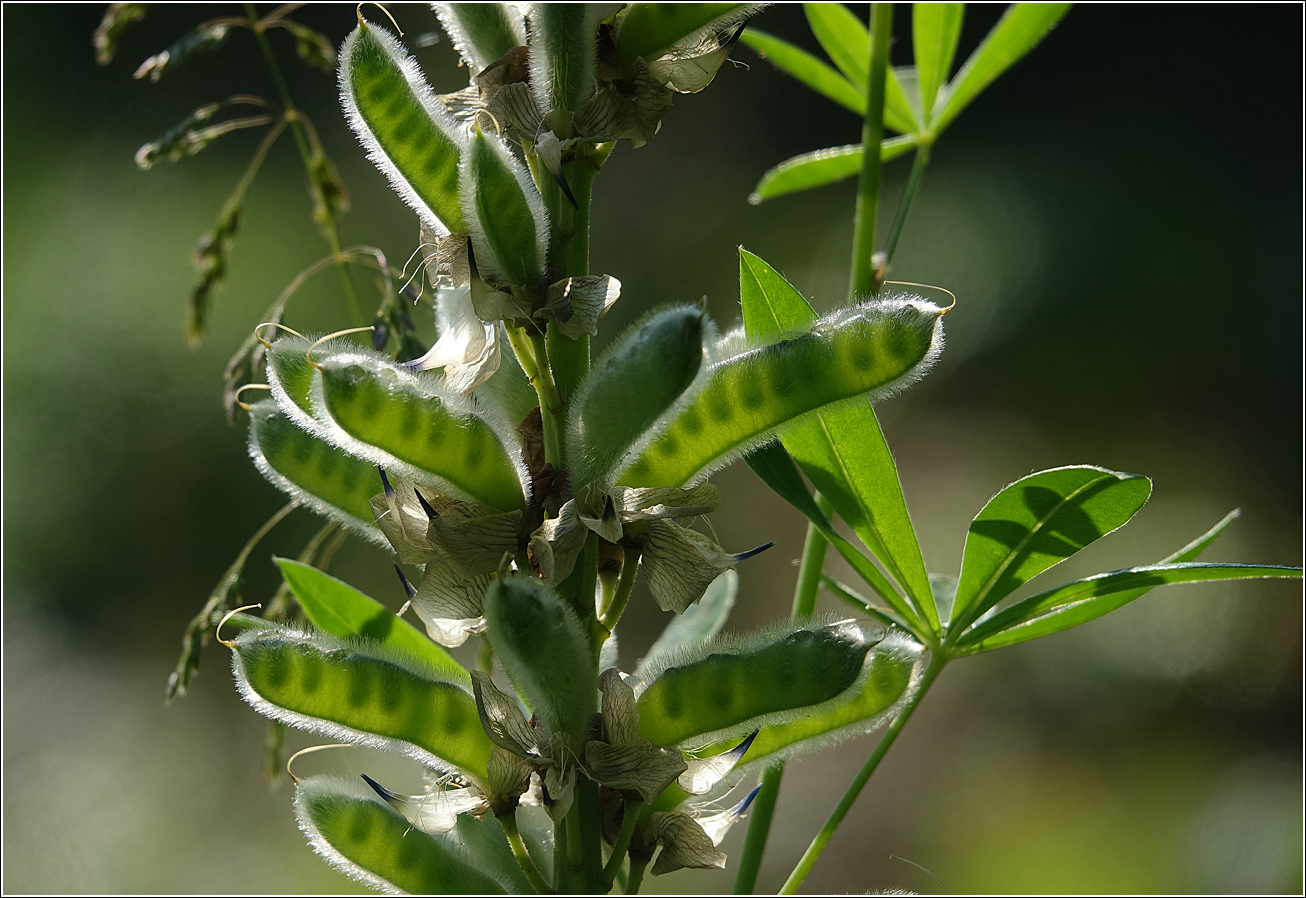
top-left (4, 3), bottom-right (1302, 893)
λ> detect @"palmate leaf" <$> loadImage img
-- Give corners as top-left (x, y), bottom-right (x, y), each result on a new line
top-left (747, 137), bottom-right (915, 204)
top-left (273, 558), bottom-right (467, 685)
top-left (738, 250), bottom-right (936, 629)
top-left (948, 465), bottom-right (1153, 633)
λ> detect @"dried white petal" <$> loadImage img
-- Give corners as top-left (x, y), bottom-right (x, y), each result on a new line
top-left (696, 784), bottom-right (762, 846)
top-left (641, 521), bottom-right (740, 613)
top-left (648, 811), bottom-right (727, 875)
top-left (615, 484), bottom-right (719, 521)
top-left (487, 743), bottom-right (535, 799)
top-left (472, 670), bottom-right (545, 758)
top-left (543, 765), bottom-right (576, 823)
top-left (361, 774), bottom-right (488, 834)
top-left (584, 740), bottom-right (687, 803)
top-left (413, 552), bottom-right (492, 622)
top-left (538, 275), bottom-right (622, 338)
top-left (528, 499), bottom-right (588, 583)
top-left (679, 730), bottom-right (757, 795)
top-left (597, 668), bottom-right (640, 745)
top-left (427, 509), bottom-right (522, 576)
top-left (407, 286), bottom-right (501, 394)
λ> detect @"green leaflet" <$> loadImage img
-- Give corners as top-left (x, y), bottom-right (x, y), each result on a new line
top-left (294, 776), bottom-right (509, 895)
top-left (912, 2), bottom-right (965, 124)
top-left (960, 562), bottom-right (1304, 653)
top-left (246, 401), bottom-right (384, 546)
top-left (697, 631), bottom-right (923, 767)
top-left (567, 306), bottom-right (707, 490)
top-left (932, 3), bottom-right (1072, 134)
top-left (803, 3), bottom-right (869, 88)
top-left (636, 620), bottom-right (877, 747)
top-left (738, 250), bottom-right (935, 627)
top-left (461, 128), bottom-right (548, 289)
top-left (637, 570), bottom-right (738, 678)
top-left (432, 3), bottom-right (526, 74)
top-left (738, 28), bottom-right (864, 115)
top-left (614, 3), bottom-right (756, 67)
top-left (231, 624), bottom-right (492, 783)
top-left (315, 351), bottom-right (527, 512)
top-left (274, 558), bottom-right (467, 686)
top-left (340, 21), bottom-right (466, 234)
top-left (748, 138), bottom-right (915, 204)
top-left (949, 466), bottom-right (1153, 633)
top-left (483, 576), bottom-right (597, 750)
top-left (621, 298), bottom-right (944, 490)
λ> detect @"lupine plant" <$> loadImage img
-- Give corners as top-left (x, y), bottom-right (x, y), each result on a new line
top-left (114, 3), bottom-right (1304, 894)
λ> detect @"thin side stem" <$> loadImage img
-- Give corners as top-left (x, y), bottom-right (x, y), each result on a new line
top-left (528, 331), bottom-right (564, 468)
top-left (604, 800), bottom-right (643, 885)
top-left (732, 493), bottom-right (833, 893)
top-left (244, 3), bottom-right (362, 324)
top-left (500, 811), bottom-right (551, 894)
top-left (625, 855), bottom-right (649, 895)
top-left (879, 145), bottom-right (931, 277)
top-left (598, 546), bottom-right (640, 634)
top-left (779, 652), bottom-right (948, 894)
top-left (565, 804), bottom-right (583, 871)
top-left (848, 3), bottom-right (894, 298)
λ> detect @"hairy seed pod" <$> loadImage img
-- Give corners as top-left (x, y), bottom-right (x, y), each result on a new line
top-left (460, 128), bottom-right (548, 289)
top-left (295, 776), bottom-right (510, 894)
top-left (313, 350), bottom-right (527, 511)
top-left (231, 624), bottom-right (492, 783)
top-left (432, 3), bottom-right (527, 74)
top-left (247, 401), bottom-right (385, 545)
top-left (613, 3), bottom-right (761, 67)
top-left (635, 618), bottom-right (878, 747)
top-left (340, 20), bottom-right (466, 234)
top-left (698, 631), bottom-right (924, 768)
top-left (621, 298), bottom-right (945, 488)
top-left (527, 4), bottom-right (598, 120)
top-left (483, 576), bottom-right (596, 750)
top-left (566, 306), bottom-right (707, 489)
top-left (266, 334), bottom-right (319, 427)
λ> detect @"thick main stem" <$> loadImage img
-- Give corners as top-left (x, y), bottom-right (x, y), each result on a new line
top-left (733, 494), bottom-right (833, 893)
top-left (779, 652), bottom-right (947, 894)
top-left (848, 3), bottom-right (894, 299)
top-left (244, 3), bottom-right (362, 324)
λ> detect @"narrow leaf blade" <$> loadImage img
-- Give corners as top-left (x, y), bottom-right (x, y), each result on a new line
top-left (933, 3), bottom-right (1071, 134)
top-left (739, 28), bottom-right (865, 115)
top-left (803, 3), bottom-right (868, 86)
top-left (950, 465), bottom-right (1152, 633)
top-left (749, 138), bottom-right (916, 204)
top-left (912, 3), bottom-right (964, 123)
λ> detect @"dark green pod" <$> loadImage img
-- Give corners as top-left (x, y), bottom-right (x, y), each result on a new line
top-left (232, 626), bottom-right (492, 782)
top-left (317, 353), bottom-right (526, 512)
top-left (528, 4), bottom-right (598, 120)
top-left (567, 306), bottom-right (706, 489)
top-left (295, 776), bottom-right (508, 894)
top-left (621, 299), bottom-right (944, 488)
top-left (340, 21), bottom-right (466, 234)
top-left (483, 576), bottom-right (596, 749)
top-left (460, 129), bottom-right (547, 289)
top-left (432, 3), bottom-right (526, 74)
top-left (246, 401), bottom-right (383, 544)
top-left (636, 622), bottom-right (874, 746)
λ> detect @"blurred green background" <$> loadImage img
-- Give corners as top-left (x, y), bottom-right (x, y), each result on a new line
top-left (3, 3), bottom-right (1301, 894)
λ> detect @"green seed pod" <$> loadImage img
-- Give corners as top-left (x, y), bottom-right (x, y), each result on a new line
top-left (340, 20), bottom-right (467, 234)
top-left (635, 618), bottom-right (879, 747)
top-left (696, 631), bottom-right (923, 768)
top-left (527, 4), bottom-right (598, 121)
top-left (483, 576), bottom-right (597, 750)
top-left (246, 401), bottom-right (385, 546)
top-left (313, 349), bottom-right (527, 512)
top-left (231, 624), bottom-right (492, 783)
top-left (613, 3), bottom-right (760, 67)
top-left (266, 334), bottom-right (318, 429)
top-left (460, 128), bottom-right (548, 289)
top-left (295, 776), bottom-right (510, 895)
top-left (432, 3), bottom-right (527, 74)
top-left (566, 306), bottom-right (708, 490)
top-left (621, 297), bottom-right (945, 488)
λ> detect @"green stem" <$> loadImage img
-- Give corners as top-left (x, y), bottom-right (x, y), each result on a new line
top-left (848, 3), bottom-right (894, 298)
top-left (598, 546), bottom-right (640, 634)
top-left (779, 651), bottom-right (948, 894)
top-left (732, 494), bottom-right (832, 893)
top-left (604, 800), bottom-right (643, 886)
top-left (565, 804), bottom-right (583, 871)
top-left (879, 145), bottom-right (931, 276)
top-left (244, 3), bottom-right (362, 324)
top-left (529, 331), bottom-right (565, 468)
top-left (626, 855), bottom-right (649, 895)
top-left (500, 811), bottom-right (551, 894)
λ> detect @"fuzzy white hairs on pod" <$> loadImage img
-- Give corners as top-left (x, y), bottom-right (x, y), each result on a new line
top-left (339, 25), bottom-right (466, 238)
top-left (295, 775), bottom-right (408, 897)
top-left (230, 625), bottom-right (480, 778)
top-left (668, 294), bottom-right (945, 489)
top-left (245, 400), bottom-right (391, 549)
top-left (430, 3), bottom-right (527, 75)
top-left (304, 344), bottom-right (532, 509)
top-left (458, 125), bottom-right (549, 287)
